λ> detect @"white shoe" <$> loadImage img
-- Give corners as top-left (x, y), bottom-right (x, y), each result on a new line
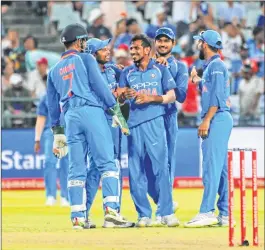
top-left (72, 217), bottom-right (86, 230)
top-left (136, 217), bottom-right (153, 227)
top-left (215, 215), bottom-right (236, 227)
top-left (60, 197), bottom-right (70, 207)
top-left (184, 212), bottom-right (218, 228)
top-left (161, 214), bottom-right (180, 227)
top-left (152, 216), bottom-right (164, 227)
top-left (173, 201), bottom-right (179, 213)
top-left (45, 196), bottom-right (56, 206)
top-left (103, 220), bottom-right (134, 228)
top-left (84, 217), bottom-right (96, 229)
top-left (104, 207), bottom-right (135, 228)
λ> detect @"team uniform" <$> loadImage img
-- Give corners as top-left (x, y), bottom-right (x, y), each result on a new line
top-left (185, 30), bottom-right (233, 227)
top-left (119, 59), bottom-right (176, 224)
top-left (86, 63), bottom-right (123, 216)
top-left (47, 35), bottom-right (130, 228)
top-left (146, 58), bottom-right (188, 216)
top-left (198, 55), bottom-right (233, 215)
top-left (37, 94), bottom-right (69, 204)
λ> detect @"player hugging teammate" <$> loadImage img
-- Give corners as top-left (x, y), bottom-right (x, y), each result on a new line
top-left (47, 23), bottom-right (231, 229)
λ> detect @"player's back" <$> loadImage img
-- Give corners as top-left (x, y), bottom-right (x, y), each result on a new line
top-left (49, 50), bottom-right (101, 109)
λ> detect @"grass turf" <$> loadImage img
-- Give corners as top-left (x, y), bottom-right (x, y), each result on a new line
top-left (2, 189), bottom-right (264, 250)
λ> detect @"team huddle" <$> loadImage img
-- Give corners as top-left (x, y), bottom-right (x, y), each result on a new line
top-left (43, 23), bottom-right (232, 229)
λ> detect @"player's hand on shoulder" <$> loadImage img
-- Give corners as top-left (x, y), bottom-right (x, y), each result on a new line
top-left (156, 57), bottom-right (168, 66)
top-left (115, 64), bottom-right (125, 70)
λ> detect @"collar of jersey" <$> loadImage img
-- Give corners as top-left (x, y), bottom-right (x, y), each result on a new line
top-left (133, 59), bottom-right (155, 72)
top-left (61, 49), bottom-right (78, 58)
top-left (167, 55), bottom-right (175, 63)
top-left (203, 54), bottom-right (220, 71)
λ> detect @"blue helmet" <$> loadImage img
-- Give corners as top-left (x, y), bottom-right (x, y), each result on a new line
top-left (85, 38), bottom-right (111, 54)
top-left (155, 27), bottom-right (175, 41)
top-left (60, 23), bottom-right (88, 44)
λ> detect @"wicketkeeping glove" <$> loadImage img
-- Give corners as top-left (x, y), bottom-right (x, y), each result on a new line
top-left (108, 103), bottom-right (130, 136)
top-left (51, 126), bottom-right (68, 159)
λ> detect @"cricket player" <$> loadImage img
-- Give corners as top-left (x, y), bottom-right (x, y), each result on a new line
top-left (46, 23), bottom-right (133, 229)
top-left (84, 38), bottom-right (124, 227)
top-left (119, 34), bottom-right (179, 227)
top-left (184, 30), bottom-right (233, 227)
top-left (34, 94), bottom-right (69, 207)
top-left (140, 27), bottom-right (188, 226)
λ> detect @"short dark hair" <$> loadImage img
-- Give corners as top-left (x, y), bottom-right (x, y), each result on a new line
top-left (24, 35), bottom-right (38, 48)
top-left (126, 18), bottom-right (137, 27)
top-left (155, 34), bottom-right (174, 43)
top-left (131, 34), bottom-right (152, 48)
top-left (64, 41), bottom-right (75, 49)
top-left (208, 44), bottom-right (219, 53)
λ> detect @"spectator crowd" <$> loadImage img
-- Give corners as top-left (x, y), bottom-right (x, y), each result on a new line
top-left (1, 0), bottom-right (264, 128)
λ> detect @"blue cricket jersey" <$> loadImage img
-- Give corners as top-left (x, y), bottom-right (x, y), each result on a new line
top-left (37, 94), bottom-right (50, 130)
top-left (119, 59), bottom-right (176, 128)
top-left (199, 55), bottom-right (230, 119)
top-left (165, 56), bottom-right (188, 114)
top-left (47, 50), bottom-right (116, 127)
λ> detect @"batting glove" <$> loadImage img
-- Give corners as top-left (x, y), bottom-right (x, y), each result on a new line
top-left (52, 126), bottom-right (68, 159)
top-left (108, 103), bottom-right (130, 136)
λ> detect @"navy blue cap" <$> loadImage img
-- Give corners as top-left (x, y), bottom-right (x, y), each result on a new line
top-left (60, 23), bottom-right (88, 43)
top-left (155, 27), bottom-right (175, 40)
top-left (85, 38), bottom-right (111, 54)
top-left (193, 30), bottom-right (223, 49)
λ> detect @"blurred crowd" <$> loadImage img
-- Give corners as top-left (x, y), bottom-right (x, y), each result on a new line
top-left (1, 0), bottom-right (264, 128)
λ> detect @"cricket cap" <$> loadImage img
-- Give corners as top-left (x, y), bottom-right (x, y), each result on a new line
top-left (85, 38), bottom-right (111, 54)
top-left (155, 27), bottom-right (175, 41)
top-left (193, 30), bottom-right (223, 49)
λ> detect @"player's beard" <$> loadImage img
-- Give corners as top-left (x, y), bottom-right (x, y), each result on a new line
top-left (199, 47), bottom-right (205, 60)
top-left (79, 39), bottom-right (87, 53)
top-left (96, 54), bottom-right (108, 65)
top-left (133, 55), bottom-right (144, 66)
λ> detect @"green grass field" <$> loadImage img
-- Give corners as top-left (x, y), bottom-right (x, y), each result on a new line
top-left (2, 189), bottom-right (264, 250)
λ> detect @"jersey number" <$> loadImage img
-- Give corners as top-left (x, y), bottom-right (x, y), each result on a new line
top-left (62, 72), bottom-right (73, 97)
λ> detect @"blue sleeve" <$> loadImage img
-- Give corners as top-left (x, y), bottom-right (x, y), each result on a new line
top-left (145, 25), bottom-right (155, 39)
top-left (47, 72), bottom-right (61, 127)
top-left (209, 62), bottom-right (226, 107)
top-left (119, 69), bottom-right (129, 88)
top-left (161, 66), bottom-right (176, 93)
top-left (175, 62), bottom-right (188, 103)
top-left (80, 54), bottom-right (116, 108)
top-left (109, 64), bottom-right (122, 81)
top-left (37, 96), bottom-right (48, 117)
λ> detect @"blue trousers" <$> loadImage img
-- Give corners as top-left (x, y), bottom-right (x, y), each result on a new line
top-left (128, 116), bottom-right (173, 219)
top-left (43, 129), bottom-right (69, 199)
top-left (146, 113), bottom-right (178, 216)
top-left (86, 119), bottom-right (123, 216)
top-left (200, 111), bottom-right (233, 216)
top-left (64, 103), bottom-right (120, 219)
